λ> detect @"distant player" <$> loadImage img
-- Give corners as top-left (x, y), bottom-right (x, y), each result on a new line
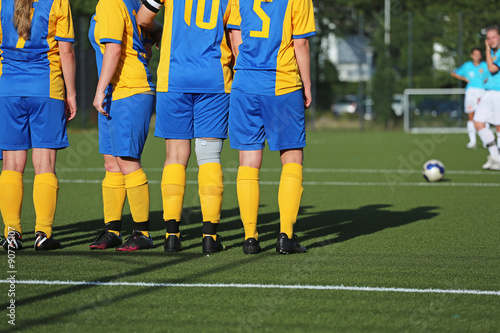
top-left (88, 0), bottom-right (156, 251)
top-left (474, 25), bottom-right (500, 170)
top-left (137, 0), bottom-right (234, 253)
top-left (0, 0), bottom-right (77, 250)
top-left (228, 0), bottom-right (316, 254)
top-left (452, 48), bottom-right (489, 149)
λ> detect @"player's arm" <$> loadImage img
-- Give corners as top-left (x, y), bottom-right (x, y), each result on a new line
top-left (59, 41), bottom-right (77, 122)
top-left (485, 40), bottom-right (499, 74)
top-left (229, 29), bottom-right (242, 59)
top-left (137, 1), bottom-right (163, 48)
top-left (294, 38), bottom-right (312, 108)
top-left (451, 71), bottom-right (468, 83)
top-left (137, 0), bottom-right (161, 30)
top-left (93, 42), bottom-right (121, 116)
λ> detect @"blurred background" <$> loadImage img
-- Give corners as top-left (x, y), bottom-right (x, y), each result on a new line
top-left (71, 0), bottom-right (497, 131)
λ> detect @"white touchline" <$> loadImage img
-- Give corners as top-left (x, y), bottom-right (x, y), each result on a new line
top-left (1, 280), bottom-right (499, 296)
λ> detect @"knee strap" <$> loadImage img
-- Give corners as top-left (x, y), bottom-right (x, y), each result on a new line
top-left (195, 138), bottom-right (223, 165)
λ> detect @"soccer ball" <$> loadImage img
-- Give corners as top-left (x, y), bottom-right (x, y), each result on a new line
top-left (422, 159), bottom-right (445, 182)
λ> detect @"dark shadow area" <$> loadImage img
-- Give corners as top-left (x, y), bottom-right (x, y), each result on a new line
top-left (300, 204), bottom-right (439, 250)
top-left (36, 204), bottom-right (439, 252)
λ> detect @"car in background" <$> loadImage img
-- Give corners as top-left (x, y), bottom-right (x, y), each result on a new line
top-left (413, 98), bottom-right (441, 116)
top-left (435, 100), bottom-right (462, 119)
top-left (331, 95), bottom-right (374, 120)
top-left (392, 94), bottom-right (404, 116)
top-left (330, 95), bottom-right (358, 115)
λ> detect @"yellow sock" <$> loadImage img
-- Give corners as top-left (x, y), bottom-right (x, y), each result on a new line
top-left (33, 173), bottom-right (59, 238)
top-left (166, 232), bottom-right (180, 238)
top-left (161, 164), bottom-right (186, 222)
top-left (278, 163), bottom-right (303, 238)
top-left (102, 172), bottom-right (126, 234)
top-left (124, 168), bottom-right (150, 223)
top-left (0, 171), bottom-right (24, 238)
top-left (198, 163), bottom-right (223, 223)
top-left (236, 166), bottom-right (259, 240)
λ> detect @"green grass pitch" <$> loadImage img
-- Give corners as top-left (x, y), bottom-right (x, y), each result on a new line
top-left (1, 130), bottom-right (499, 332)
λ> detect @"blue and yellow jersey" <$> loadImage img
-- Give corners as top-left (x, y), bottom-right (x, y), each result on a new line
top-left (484, 48), bottom-right (500, 91)
top-left (453, 61), bottom-right (488, 90)
top-left (89, 0), bottom-right (155, 101)
top-left (142, 0), bottom-right (232, 93)
top-left (228, 0), bottom-right (316, 96)
top-left (0, 0), bottom-right (74, 100)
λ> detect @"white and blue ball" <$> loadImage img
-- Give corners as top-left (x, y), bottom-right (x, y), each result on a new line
top-left (422, 159), bottom-right (445, 182)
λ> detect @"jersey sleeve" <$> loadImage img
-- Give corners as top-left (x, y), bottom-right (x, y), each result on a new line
top-left (227, 0), bottom-right (241, 30)
top-left (143, 0), bottom-right (164, 13)
top-left (453, 63), bottom-right (466, 76)
top-left (291, 0), bottom-right (316, 39)
top-left (54, 0), bottom-right (75, 42)
top-left (493, 56), bottom-right (500, 70)
top-left (96, 0), bottom-right (126, 44)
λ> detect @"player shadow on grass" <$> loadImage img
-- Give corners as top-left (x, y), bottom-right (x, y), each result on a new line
top-left (299, 204), bottom-right (439, 250)
top-left (51, 204), bottom-right (438, 252)
top-left (51, 207), bottom-right (244, 250)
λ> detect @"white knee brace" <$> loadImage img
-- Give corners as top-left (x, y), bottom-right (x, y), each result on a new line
top-left (195, 138), bottom-right (223, 165)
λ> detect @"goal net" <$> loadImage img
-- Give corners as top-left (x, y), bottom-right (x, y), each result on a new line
top-left (403, 88), bottom-right (467, 133)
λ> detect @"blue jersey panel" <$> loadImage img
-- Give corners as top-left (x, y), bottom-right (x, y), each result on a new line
top-left (166, 0), bottom-right (230, 93)
top-left (232, 1), bottom-right (286, 94)
top-left (0, 0), bottom-right (73, 97)
top-left (88, 15), bottom-right (112, 96)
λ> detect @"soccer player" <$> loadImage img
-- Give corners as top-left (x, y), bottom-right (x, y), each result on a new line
top-left (137, 0), bottom-right (234, 253)
top-left (474, 25), bottom-right (500, 170)
top-left (228, 0), bottom-right (316, 254)
top-left (88, 0), bottom-right (156, 251)
top-left (0, 0), bottom-right (77, 251)
top-left (451, 48), bottom-right (489, 149)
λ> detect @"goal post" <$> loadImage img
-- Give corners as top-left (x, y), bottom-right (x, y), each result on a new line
top-left (403, 88), bottom-right (466, 133)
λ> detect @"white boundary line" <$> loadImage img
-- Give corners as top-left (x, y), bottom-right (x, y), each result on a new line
top-left (18, 179), bottom-right (500, 187)
top-left (1, 279), bottom-right (499, 296)
top-left (23, 167), bottom-right (500, 175)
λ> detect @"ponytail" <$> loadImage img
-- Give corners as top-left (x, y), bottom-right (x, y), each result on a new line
top-left (13, 0), bottom-right (34, 40)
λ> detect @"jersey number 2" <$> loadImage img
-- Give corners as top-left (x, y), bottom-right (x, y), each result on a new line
top-left (250, 0), bottom-right (270, 38)
top-left (184, 0), bottom-right (220, 30)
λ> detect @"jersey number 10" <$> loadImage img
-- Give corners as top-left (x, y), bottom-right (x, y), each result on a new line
top-left (184, 0), bottom-right (220, 30)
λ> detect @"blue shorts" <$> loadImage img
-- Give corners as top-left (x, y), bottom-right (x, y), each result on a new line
top-left (155, 92), bottom-right (229, 139)
top-left (99, 93), bottom-right (154, 159)
top-left (0, 97), bottom-right (68, 150)
top-left (229, 89), bottom-right (306, 151)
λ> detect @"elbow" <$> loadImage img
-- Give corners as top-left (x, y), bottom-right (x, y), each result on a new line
top-left (136, 15), bottom-right (153, 30)
top-left (294, 39), bottom-right (309, 52)
top-left (60, 49), bottom-right (75, 62)
top-left (137, 17), bottom-right (148, 28)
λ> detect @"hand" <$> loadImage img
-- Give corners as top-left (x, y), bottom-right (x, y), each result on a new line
top-left (144, 43), bottom-right (153, 64)
top-left (65, 95), bottom-right (77, 122)
top-left (153, 29), bottom-right (162, 50)
top-left (93, 90), bottom-right (108, 117)
top-left (303, 87), bottom-right (312, 108)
